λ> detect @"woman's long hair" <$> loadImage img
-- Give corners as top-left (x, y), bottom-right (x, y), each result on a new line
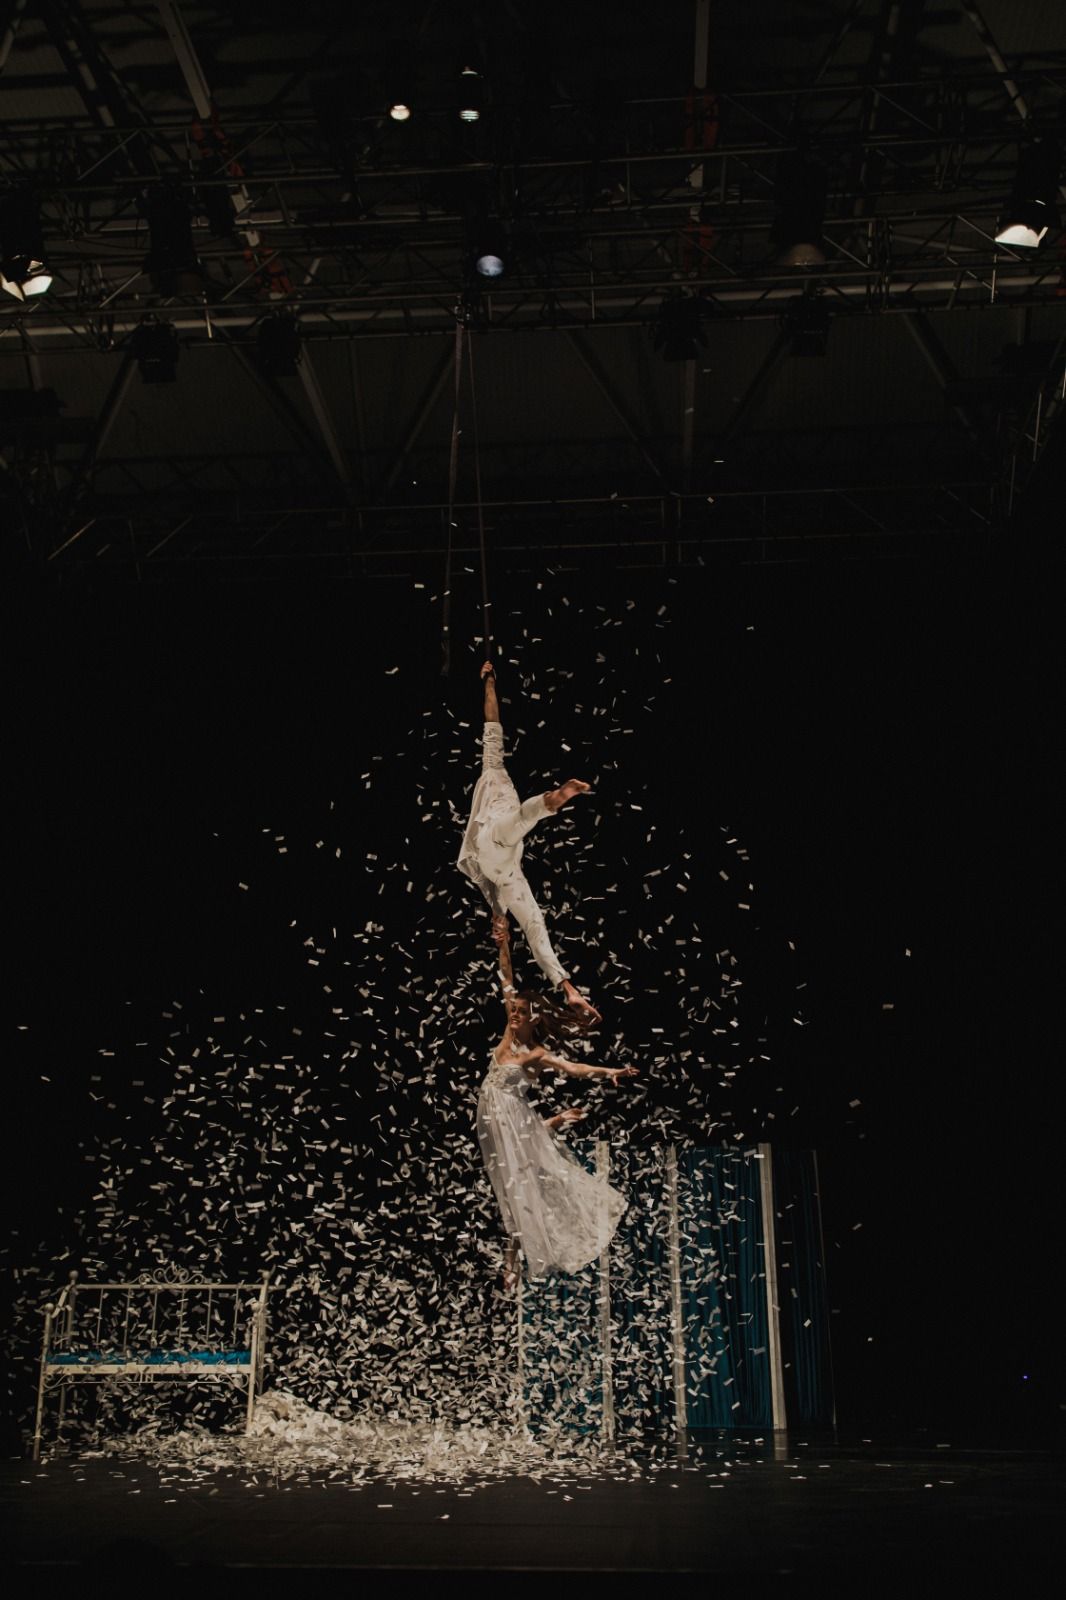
top-left (517, 989), bottom-right (594, 1046)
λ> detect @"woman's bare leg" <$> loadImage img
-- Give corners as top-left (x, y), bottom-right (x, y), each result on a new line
top-left (482, 663), bottom-right (589, 812)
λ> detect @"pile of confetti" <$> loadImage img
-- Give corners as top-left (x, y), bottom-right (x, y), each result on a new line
top-left (5, 581), bottom-right (806, 1476)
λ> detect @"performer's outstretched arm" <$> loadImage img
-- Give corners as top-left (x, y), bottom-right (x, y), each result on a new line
top-left (492, 912), bottom-right (516, 1004)
top-left (545, 1108), bottom-right (588, 1132)
top-left (481, 659), bottom-right (500, 724)
top-left (538, 1052), bottom-right (638, 1084)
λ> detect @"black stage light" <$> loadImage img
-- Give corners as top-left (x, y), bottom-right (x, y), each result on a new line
top-left (257, 313), bottom-right (302, 375)
top-left (995, 136), bottom-right (1062, 248)
top-left (196, 166), bottom-right (238, 239)
top-left (0, 188), bottom-right (52, 301)
top-left (782, 295), bottom-right (832, 357)
top-left (653, 294), bottom-right (707, 362)
top-left (772, 150), bottom-right (827, 268)
top-left (139, 184), bottom-right (204, 294)
top-left (132, 319), bottom-right (180, 383)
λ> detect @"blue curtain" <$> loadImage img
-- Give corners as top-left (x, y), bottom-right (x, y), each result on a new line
top-left (677, 1148), bottom-right (773, 1429)
top-left (521, 1145), bottom-right (831, 1435)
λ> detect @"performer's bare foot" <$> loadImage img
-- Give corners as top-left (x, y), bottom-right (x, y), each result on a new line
top-left (544, 779), bottom-right (591, 813)
top-left (562, 980), bottom-right (602, 1025)
top-left (500, 1242), bottom-right (520, 1294)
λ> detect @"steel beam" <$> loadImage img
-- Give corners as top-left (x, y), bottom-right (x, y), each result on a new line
top-left (0, 0), bottom-right (29, 77)
top-left (39, 0), bottom-right (170, 176)
top-left (370, 342), bottom-right (456, 504)
top-left (2, 257), bottom-right (1058, 354)
top-left (693, 325), bottom-right (791, 474)
top-left (65, 347), bottom-right (138, 505)
top-left (154, 1), bottom-right (265, 252)
top-left (565, 332), bottom-right (662, 481)
top-left (901, 310), bottom-right (994, 456)
top-left (217, 328), bottom-right (342, 481)
top-left (296, 344), bottom-right (355, 497)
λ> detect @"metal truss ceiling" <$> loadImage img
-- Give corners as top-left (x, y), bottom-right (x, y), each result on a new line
top-left (1, 1), bottom-right (1065, 579)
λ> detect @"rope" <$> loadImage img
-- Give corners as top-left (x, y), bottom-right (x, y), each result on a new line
top-left (465, 328), bottom-right (493, 664)
top-left (440, 319), bottom-right (464, 677)
top-left (440, 318), bottom-right (494, 674)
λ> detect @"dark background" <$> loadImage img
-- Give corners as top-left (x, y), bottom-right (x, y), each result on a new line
top-left (3, 518), bottom-right (1056, 1444)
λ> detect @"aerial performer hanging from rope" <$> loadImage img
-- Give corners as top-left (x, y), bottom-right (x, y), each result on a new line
top-left (458, 659), bottom-right (601, 1022)
top-left (444, 329), bottom-right (632, 1289)
top-left (477, 912), bottom-right (637, 1292)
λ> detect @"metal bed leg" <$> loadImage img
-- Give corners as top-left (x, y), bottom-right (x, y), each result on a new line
top-left (246, 1316), bottom-right (259, 1434)
top-left (32, 1304), bottom-right (54, 1462)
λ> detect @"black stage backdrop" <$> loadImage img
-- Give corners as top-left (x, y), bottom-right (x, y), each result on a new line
top-left (2, 544), bottom-right (1056, 1446)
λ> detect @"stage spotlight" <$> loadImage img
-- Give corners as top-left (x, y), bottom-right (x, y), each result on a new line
top-left (995, 136), bottom-right (1061, 248)
top-left (459, 65), bottom-right (483, 123)
top-left (132, 318), bottom-right (180, 383)
top-left (386, 68), bottom-right (415, 122)
top-left (257, 313), bottom-right (302, 376)
top-left (472, 222), bottom-right (507, 278)
top-left (772, 150), bottom-right (827, 269)
top-left (139, 184), bottom-right (204, 295)
top-left (653, 294), bottom-right (707, 363)
top-left (0, 188), bottom-right (52, 301)
top-left (782, 295), bottom-right (831, 356)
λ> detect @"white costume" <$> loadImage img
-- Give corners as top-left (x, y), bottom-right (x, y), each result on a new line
top-left (458, 721), bottom-right (568, 988)
top-left (477, 1048), bottom-right (625, 1277)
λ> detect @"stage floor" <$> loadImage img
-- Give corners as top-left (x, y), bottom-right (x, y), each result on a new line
top-left (4, 1436), bottom-right (1060, 1578)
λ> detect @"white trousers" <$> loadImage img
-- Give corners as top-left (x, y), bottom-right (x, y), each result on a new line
top-left (465, 721), bottom-right (568, 988)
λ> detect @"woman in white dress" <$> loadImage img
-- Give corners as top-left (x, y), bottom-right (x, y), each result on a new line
top-left (478, 915), bottom-right (637, 1289)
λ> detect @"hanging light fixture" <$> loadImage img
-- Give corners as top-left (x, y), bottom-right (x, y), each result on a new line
top-left (772, 150), bottom-right (827, 269)
top-left (138, 184), bottom-right (204, 295)
top-left (131, 318), bottom-right (180, 383)
top-left (782, 294), bottom-right (832, 357)
top-left (386, 63), bottom-right (415, 122)
top-left (0, 188), bottom-right (53, 301)
top-left (995, 136), bottom-right (1061, 249)
top-left (458, 63), bottom-right (483, 123)
top-left (471, 220), bottom-right (507, 278)
top-left (653, 293), bottom-right (707, 362)
top-left (257, 313), bottom-right (302, 376)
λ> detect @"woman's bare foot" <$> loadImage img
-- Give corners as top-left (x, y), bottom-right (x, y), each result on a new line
top-left (500, 1242), bottom-right (520, 1294)
top-left (562, 981), bottom-right (602, 1024)
top-left (544, 779), bottom-right (591, 812)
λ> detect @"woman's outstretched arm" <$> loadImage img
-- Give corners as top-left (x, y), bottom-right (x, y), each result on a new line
top-left (493, 913), bottom-right (516, 1002)
top-left (539, 1052), bottom-right (638, 1084)
top-left (545, 1108), bottom-right (587, 1131)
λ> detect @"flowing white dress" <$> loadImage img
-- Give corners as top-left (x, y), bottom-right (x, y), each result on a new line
top-left (476, 1048), bottom-right (626, 1279)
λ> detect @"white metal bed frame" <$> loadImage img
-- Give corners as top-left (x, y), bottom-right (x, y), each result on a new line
top-left (33, 1267), bottom-right (273, 1460)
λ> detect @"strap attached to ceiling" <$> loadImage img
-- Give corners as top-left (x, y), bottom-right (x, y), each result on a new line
top-left (440, 319), bottom-right (493, 677)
